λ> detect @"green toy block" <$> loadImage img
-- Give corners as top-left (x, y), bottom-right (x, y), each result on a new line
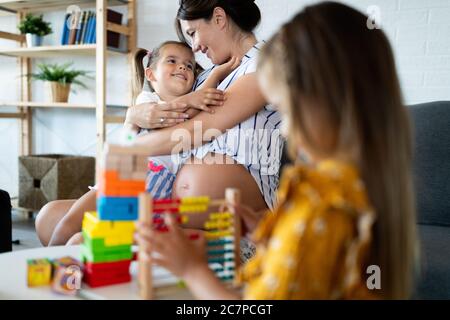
top-left (80, 244), bottom-right (132, 263)
top-left (82, 231), bottom-right (131, 254)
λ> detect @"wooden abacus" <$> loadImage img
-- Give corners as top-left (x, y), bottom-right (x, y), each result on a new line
top-left (138, 188), bottom-right (242, 300)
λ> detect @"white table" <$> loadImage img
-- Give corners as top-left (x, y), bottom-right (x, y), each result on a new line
top-left (0, 245), bottom-right (193, 300)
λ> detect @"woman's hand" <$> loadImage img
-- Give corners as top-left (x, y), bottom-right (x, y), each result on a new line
top-left (135, 214), bottom-right (207, 279)
top-left (125, 101), bottom-right (190, 130)
top-left (179, 88), bottom-right (225, 114)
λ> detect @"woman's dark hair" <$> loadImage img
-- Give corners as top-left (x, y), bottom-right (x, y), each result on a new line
top-left (175, 0), bottom-right (261, 43)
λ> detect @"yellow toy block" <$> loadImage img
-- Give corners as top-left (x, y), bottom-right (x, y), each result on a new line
top-left (27, 258), bottom-right (52, 287)
top-left (179, 204), bottom-right (208, 213)
top-left (180, 196), bottom-right (210, 205)
top-left (103, 234), bottom-right (134, 246)
top-left (82, 211), bottom-right (135, 240)
top-left (204, 220), bottom-right (233, 230)
top-left (209, 212), bottom-right (233, 220)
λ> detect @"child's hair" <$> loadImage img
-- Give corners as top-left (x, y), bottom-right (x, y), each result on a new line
top-left (258, 2), bottom-right (417, 299)
top-left (132, 41), bottom-right (195, 103)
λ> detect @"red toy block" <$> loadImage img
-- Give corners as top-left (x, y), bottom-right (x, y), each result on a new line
top-left (83, 260), bottom-right (132, 288)
top-left (153, 199), bottom-right (181, 205)
top-left (84, 260), bottom-right (131, 274)
top-left (84, 273), bottom-right (131, 288)
top-left (152, 207), bottom-right (179, 214)
top-left (85, 268), bottom-right (130, 280)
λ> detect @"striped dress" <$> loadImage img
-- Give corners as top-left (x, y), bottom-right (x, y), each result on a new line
top-left (187, 41), bottom-right (284, 210)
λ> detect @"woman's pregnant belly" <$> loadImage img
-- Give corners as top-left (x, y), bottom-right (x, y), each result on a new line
top-left (172, 153), bottom-right (268, 229)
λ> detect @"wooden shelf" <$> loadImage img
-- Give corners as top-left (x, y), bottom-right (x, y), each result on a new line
top-left (0, 101), bottom-right (96, 109)
top-left (105, 115), bottom-right (125, 123)
top-left (0, 44), bottom-right (127, 58)
top-left (0, 0), bottom-right (137, 161)
top-left (0, 0), bottom-right (127, 13)
top-left (0, 101), bottom-right (129, 109)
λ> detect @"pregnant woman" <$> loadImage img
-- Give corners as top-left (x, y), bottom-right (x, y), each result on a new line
top-left (36, 0), bottom-right (283, 252)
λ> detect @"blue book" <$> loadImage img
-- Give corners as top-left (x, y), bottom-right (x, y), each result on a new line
top-left (83, 12), bottom-right (92, 44)
top-left (61, 13), bottom-right (70, 45)
top-left (85, 12), bottom-right (94, 44)
top-left (81, 12), bottom-right (92, 44)
top-left (89, 15), bottom-right (97, 44)
top-left (92, 22), bottom-right (96, 44)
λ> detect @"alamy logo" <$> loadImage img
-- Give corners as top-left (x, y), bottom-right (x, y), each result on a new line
top-left (65, 265), bottom-right (83, 290)
top-left (66, 5), bottom-right (82, 30)
top-left (170, 121), bottom-right (282, 175)
top-left (366, 265), bottom-right (381, 290)
top-left (366, 5), bottom-right (382, 30)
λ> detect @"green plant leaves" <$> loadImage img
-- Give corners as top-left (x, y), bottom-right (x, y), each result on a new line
top-left (18, 14), bottom-right (52, 36)
top-left (30, 62), bottom-right (92, 89)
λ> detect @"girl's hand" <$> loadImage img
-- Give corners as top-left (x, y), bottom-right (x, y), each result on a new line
top-left (211, 57), bottom-right (241, 82)
top-left (135, 214), bottom-right (207, 279)
top-left (125, 102), bottom-right (190, 129)
top-left (182, 88), bottom-right (225, 114)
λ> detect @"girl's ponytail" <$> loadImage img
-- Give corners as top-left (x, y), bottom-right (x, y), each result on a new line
top-left (132, 48), bottom-right (149, 104)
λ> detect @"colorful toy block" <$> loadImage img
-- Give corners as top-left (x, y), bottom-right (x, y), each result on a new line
top-left (83, 260), bottom-right (132, 288)
top-left (83, 272), bottom-right (131, 288)
top-left (80, 243), bottom-right (133, 264)
top-left (97, 196), bottom-right (139, 221)
top-left (82, 211), bottom-right (135, 240)
top-left (51, 257), bottom-right (83, 296)
top-left (84, 260), bottom-right (131, 274)
top-left (82, 231), bottom-right (132, 252)
top-left (97, 170), bottom-right (145, 197)
top-left (27, 258), bottom-right (52, 287)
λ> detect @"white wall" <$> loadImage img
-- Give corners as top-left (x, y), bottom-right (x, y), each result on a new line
top-left (1, 0), bottom-right (450, 197)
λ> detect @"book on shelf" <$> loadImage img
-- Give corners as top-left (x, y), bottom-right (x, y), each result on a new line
top-left (84, 11), bottom-right (94, 44)
top-left (75, 11), bottom-right (87, 45)
top-left (60, 13), bottom-right (70, 45)
top-left (81, 12), bottom-right (93, 44)
top-left (60, 9), bottom-right (123, 47)
top-left (68, 10), bottom-right (81, 45)
top-left (88, 13), bottom-right (96, 44)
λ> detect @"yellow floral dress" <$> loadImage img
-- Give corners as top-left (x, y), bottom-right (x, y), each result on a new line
top-left (237, 160), bottom-right (378, 299)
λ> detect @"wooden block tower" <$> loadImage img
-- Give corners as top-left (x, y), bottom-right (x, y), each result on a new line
top-left (81, 144), bottom-right (148, 288)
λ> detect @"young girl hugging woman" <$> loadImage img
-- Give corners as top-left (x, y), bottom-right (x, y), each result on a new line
top-left (130, 41), bottom-right (240, 199)
top-left (136, 2), bottom-right (418, 300)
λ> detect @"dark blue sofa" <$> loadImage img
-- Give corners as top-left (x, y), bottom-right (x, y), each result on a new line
top-left (410, 101), bottom-right (450, 299)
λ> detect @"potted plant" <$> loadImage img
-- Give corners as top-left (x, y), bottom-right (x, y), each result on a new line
top-left (30, 62), bottom-right (91, 103)
top-left (18, 14), bottom-right (52, 47)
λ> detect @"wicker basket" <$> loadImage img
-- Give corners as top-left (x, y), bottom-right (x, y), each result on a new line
top-left (18, 154), bottom-right (95, 211)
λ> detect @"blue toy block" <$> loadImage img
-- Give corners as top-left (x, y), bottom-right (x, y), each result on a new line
top-left (97, 197), bottom-right (138, 221)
